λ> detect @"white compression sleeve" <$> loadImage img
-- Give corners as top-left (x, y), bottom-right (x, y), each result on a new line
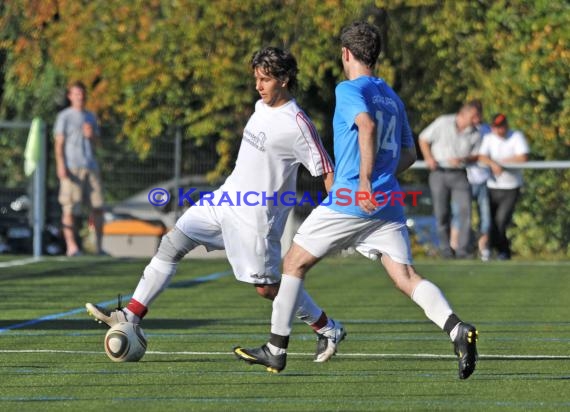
top-left (271, 274), bottom-right (303, 337)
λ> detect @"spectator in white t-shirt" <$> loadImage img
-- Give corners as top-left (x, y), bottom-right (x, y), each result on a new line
top-left (478, 113), bottom-right (529, 260)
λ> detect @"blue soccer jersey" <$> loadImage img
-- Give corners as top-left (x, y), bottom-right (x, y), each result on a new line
top-left (325, 76), bottom-right (414, 221)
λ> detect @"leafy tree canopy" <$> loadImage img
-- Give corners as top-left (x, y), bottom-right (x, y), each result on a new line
top-left (1, 0), bottom-right (568, 255)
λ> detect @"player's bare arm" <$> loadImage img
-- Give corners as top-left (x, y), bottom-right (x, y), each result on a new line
top-left (396, 145), bottom-right (417, 175)
top-left (322, 171), bottom-right (334, 193)
top-left (355, 112), bottom-right (377, 214)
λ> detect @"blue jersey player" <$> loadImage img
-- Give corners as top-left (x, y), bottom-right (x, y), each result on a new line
top-left (234, 21), bottom-right (479, 379)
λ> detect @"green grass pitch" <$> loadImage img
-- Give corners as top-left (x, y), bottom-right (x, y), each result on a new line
top-left (0, 255), bottom-right (569, 411)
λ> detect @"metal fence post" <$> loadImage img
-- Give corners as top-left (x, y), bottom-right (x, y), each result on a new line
top-left (32, 120), bottom-right (46, 258)
top-left (174, 126), bottom-right (182, 221)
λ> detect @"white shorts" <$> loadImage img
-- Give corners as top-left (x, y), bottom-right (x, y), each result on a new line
top-left (175, 190), bottom-right (281, 285)
top-left (294, 206), bottom-right (413, 264)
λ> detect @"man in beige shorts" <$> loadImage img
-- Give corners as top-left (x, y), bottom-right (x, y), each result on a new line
top-left (54, 81), bottom-right (105, 256)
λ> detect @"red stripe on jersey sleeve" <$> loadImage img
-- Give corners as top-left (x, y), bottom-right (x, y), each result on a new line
top-left (296, 112), bottom-right (334, 174)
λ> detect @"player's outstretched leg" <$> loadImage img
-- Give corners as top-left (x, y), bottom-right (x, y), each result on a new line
top-left (453, 322), bottom-right (479, 379)
top-left (314, 319), bottom-right (347, 362)
top-left (233, 345), bottom-right (287, 373)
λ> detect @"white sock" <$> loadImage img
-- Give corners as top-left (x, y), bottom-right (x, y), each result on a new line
top-left (266, 342), bottom-right (287, 355)
top-left (131, 257), bottom-right (178, 307)
top-left (271, 274), bottom-right (303, 336)
top-left (317, 320), bottom-right (335, 335)
top-left (449, 323), bottom-right (461, 342)
top-left (123, 309), bottom-right (141, 324)
top-left (295, 289), bottom-right (323, 325)
top-left (411, 280), bottom-right (453, 329)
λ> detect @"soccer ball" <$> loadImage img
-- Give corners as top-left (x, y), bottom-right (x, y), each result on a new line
top-left (104, 322), bottom-right (147, 362)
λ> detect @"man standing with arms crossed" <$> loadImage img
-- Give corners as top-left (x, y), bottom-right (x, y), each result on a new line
top-left (234, 21), bottom-right (478, 379)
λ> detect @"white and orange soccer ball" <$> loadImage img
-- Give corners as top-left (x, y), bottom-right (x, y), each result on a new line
top-left (104, 322), bottom-right (147, 362)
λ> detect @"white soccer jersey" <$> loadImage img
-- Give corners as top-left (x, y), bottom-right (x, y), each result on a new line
top-left (225, 99), bottom-right (332, 191)
top-left (176, 98), bottom-right (333, 282)
top-left (221, 99), bottom-right (333, 233)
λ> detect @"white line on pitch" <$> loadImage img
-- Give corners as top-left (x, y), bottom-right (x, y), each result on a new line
top-left (0, 257), bottom-right (43, 268)
top-left (1, 349), bottom-right (569, 360)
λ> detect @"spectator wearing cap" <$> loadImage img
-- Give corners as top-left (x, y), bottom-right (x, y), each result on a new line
top-left (419, 101), bottom-right (483, 258)
top-left (478, 114), bottom-right (529, 260)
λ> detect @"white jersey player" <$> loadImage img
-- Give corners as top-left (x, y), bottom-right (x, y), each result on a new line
top-left (86, 47), bottom-right (346, 362)
top-left (178, 97), bottom-right (333, 282)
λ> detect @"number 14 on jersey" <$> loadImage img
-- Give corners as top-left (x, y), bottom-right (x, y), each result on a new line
top-left (375, 110), bottom-right (397, 158)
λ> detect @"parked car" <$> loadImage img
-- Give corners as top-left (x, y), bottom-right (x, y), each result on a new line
top-left (109, 175), bottom-right (222, 228)
top-left (401, 185), bottom-right (439, 253)
top-left (0, 188), bottom-right (65, 255)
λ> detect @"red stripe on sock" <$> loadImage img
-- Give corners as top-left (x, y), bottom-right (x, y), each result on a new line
top-left (310, 311), bottom-right (328, 332)
top-left (127, 299), bottom-right (148, 318)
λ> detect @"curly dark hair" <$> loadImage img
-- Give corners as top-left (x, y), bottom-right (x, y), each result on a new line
top-left (340, 21), bottom-right (382, 68)
top-left (251, 46), bottom-right (298, 91)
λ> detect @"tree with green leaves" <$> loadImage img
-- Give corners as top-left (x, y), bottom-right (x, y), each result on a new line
top-left (1, 0), bottom-right (568, 255)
